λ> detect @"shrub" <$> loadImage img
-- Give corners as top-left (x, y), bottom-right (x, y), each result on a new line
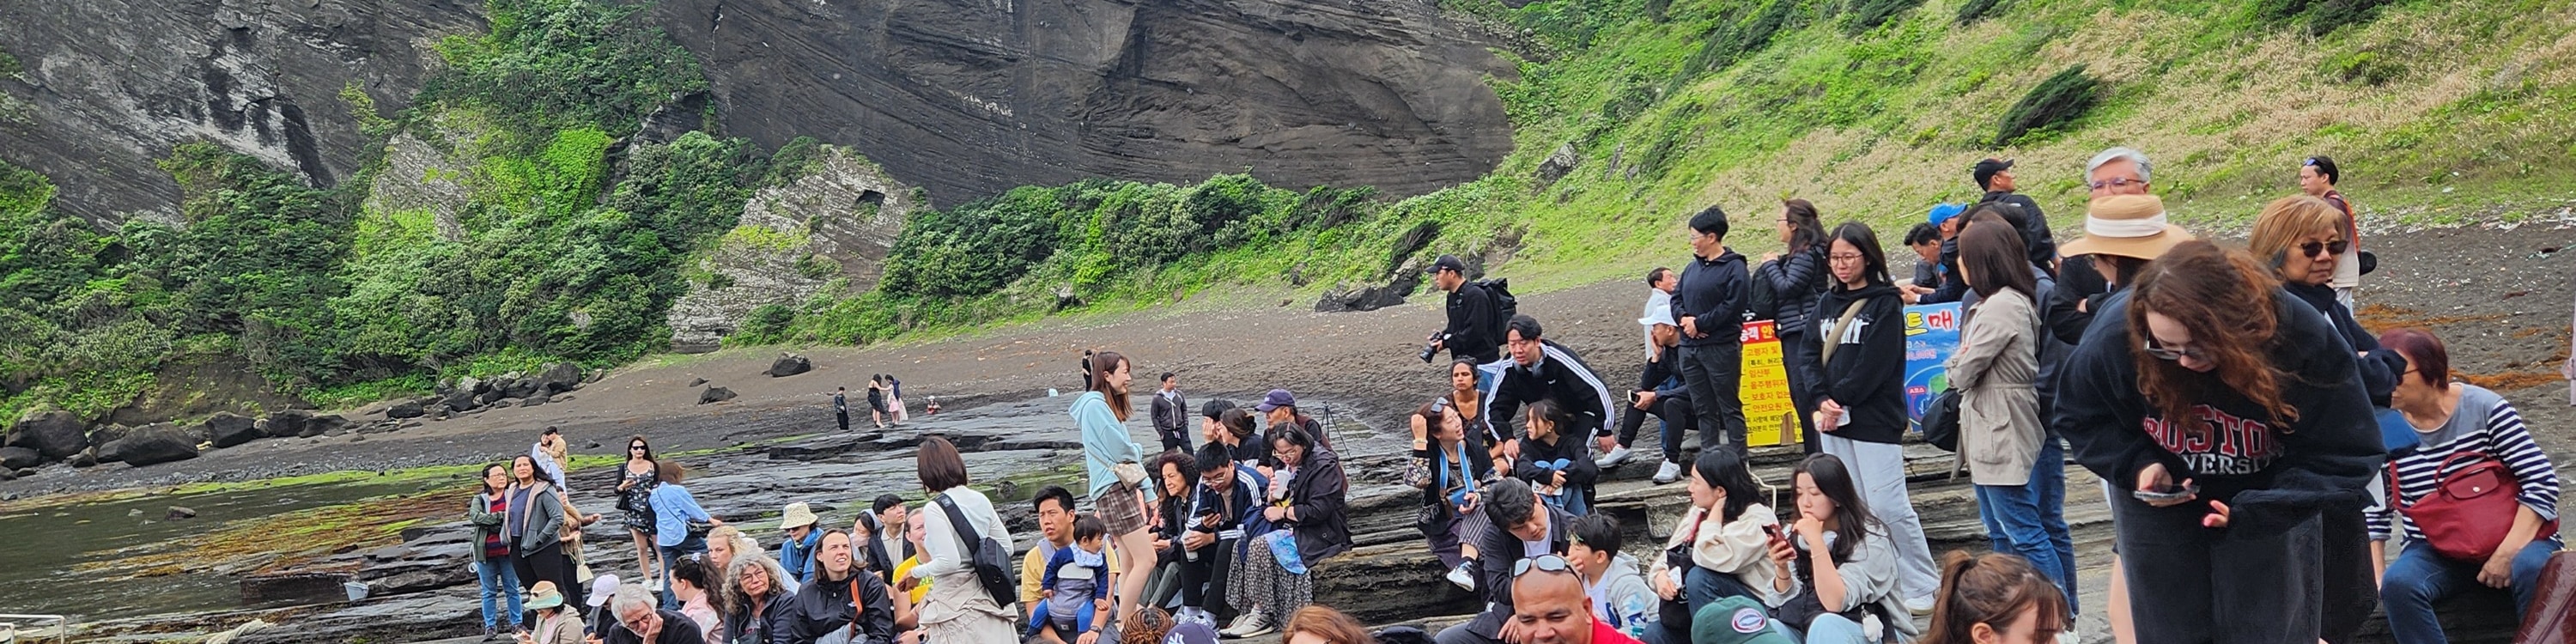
top-left (1955, 0), bottom-right (2006, 25)
top-left (1995, 64), bottom-right (2100, 147)
top-left (1845, 0), bottom-right (1929, 35)
top-left (1673, 0), bottom-right (1799, 86)
top-left (2251, 0), bottom-right (2402, 37)
top-left (2324, 50), bottom-right (2403, 86)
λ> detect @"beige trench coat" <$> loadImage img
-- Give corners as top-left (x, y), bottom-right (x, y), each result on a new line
top-left (1945, 289), bottom-right (2044, 486)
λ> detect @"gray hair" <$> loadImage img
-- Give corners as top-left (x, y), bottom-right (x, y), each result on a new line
top-left (2087, 147), bottom-right (2152, 184)
top-left (723, 551), bottom-right (793, 617)
top-left (610, 583), bottom-right (656, 617)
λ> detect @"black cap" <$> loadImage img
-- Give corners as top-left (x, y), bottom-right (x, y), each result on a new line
top-left (1200, 398), bottom-right (1236, 420)
top-left (1972, 158), bottom-right (2014, 189)
top-left (1424, 254), bottom-right (1467, 275)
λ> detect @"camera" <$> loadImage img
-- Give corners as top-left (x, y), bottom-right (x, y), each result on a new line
top-left (1418, 331), bottom-right (1450, 362)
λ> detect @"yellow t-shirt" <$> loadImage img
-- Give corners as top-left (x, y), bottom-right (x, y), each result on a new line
top-left (893, 556), bottom-right (930, 604)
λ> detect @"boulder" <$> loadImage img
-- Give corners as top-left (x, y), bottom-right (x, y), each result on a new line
top-left (689, 377), bottom-right (708, 387)
top-left (386, 401), bottom-right (427, 419)
top-left (698, 386), bottom-right (737, 404)
top-left (6, 410), bottom-right (89, 460)
top-left (499, 377), bottom-right (541, 399)
top-left (70, 448), bottom-right (96, 468)
top-left (1534, 141), bottom-right (1580, 185)
top-left (0, 446), bottom-right (38, 470)
top-left (768, 353), bottom-right (813, 378)
top-left (308, 414), bottom-right (350, 436)
top-left (455, 375), bottom-right (486, 396)
top-left (205, 412), bottom-right (262, 448)
top-left (85, 424), bottom-right (132, 452)
top-left (263, 409), bottom-right (316, 439)
top-left (101, 427), bottom-right (200, 466)
top-left (167, 506), bottom-right (198, 519)
top-left (534, 361), bottom-right (583, 394)
top-left (450, 388), bottom-right (487, 411)
top-left (519, 395), bottom-right (549, 407)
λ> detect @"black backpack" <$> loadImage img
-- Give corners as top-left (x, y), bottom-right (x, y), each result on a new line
top-left (933, 494), bottom-right (1020, 610)
top-left (1473, 277), bottom-right (1517, 341)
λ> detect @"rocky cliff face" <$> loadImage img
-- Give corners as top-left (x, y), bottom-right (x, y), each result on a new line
top-left (0, 0), bottom-right (483, 222)
top-left (649, 0), bottom-right (1515, 201)
top-left (665, 145), bottom-right (916, 350)
top-left (0, 0), bottom-right (1510, 224)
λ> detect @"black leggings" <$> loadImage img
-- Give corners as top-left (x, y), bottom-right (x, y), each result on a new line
top-left (513, 541), bottom-right (584, 611)
top-left (1613, 392), bottom-right (1698, 463)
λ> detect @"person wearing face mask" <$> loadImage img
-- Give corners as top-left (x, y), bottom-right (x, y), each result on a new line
top-left (2052, 240), bottom-right (2382, 644)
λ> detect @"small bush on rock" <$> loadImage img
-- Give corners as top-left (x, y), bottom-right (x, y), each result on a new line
top-left (1996, 64), bottom-right (2100, 147)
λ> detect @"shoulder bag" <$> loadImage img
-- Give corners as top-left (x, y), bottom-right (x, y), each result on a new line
top-left (933, 493), bottom-right (1021, 608)
top-left (2394, 451), bottom-right (2555, 562)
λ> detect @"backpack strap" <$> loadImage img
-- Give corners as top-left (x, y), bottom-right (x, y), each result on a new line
top-left (934, 494), bottom-right (982, 560)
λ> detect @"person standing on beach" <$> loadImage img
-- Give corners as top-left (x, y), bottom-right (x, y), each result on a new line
top-left (471, 462), bottom-right (526, 637)
top-left (866, 376), bottom-right (889, 428)
top-left (1151, 372), bottom-right (1190, 453)
top-left (1674, 205), bottom-right (1752, 456)
top-left (2299, 155), bottom-right (2361, 307)
top-left (830, 387), bottom-right (852, 434)
top-left (1428, 254), bottom-right (1503, 366)
top-left (1074, 350), bottom-right (1158, 625)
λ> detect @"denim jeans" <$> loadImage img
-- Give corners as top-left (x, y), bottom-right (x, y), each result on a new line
top-left (1639, 567), bottom-right (1765, 644)
top-left (1976, 438), bottom-right (2075, 612)
top-left (657, 535), bottom-right (708, 610)
top-left (1977, 482), bottom-right (2070, 611)
top-left (477, 557), bottom-right (526, 629)
top-left (2381, 537), bottom-right (2563, 644)
top-left (2029, 434), bottom-right (2077, 611)
top-left (1776, 613), bottom-right (1872, 643)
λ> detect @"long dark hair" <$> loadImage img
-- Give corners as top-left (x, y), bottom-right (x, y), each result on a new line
top-left (1795, 453), bottom-right (1880, 562)
top-left (510, 454), bottom-right (544, 486)
top-left (1958, 212), bottom-right (2036, 301)
top-left (2127, 241), bottom-right (2299, 436)
top-left (1693, 448), bottom-right (1763, 523)
top-left (1087, 350), bottom-right (1133, 422)
top-left (1826, 222), bottom-right (1891, 288)
top-left (626, 434), bottom-right (655, 464)
top-left (1783, 199), bottom-right (1829, 254)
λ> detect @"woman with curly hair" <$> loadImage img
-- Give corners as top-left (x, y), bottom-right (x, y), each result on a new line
top-left (2052, 240), bottom-right (2382, 643)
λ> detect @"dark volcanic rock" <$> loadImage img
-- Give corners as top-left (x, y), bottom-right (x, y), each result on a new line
top-left (534, 361), bottom-right (584, 395)
top-left (167, 506), bottom-right (198, 519)
top-left (0, 447), bottom-right (37, 470)
top-left (6, 410), bottom-right (89, 460)
top-left (767, 353), bottom-right (812, 378)
top-left (646, 0), bottom-right (1512, 204)
top-left (85, 425), bottom-right (131, 453)
top-left (698, 386), bottom-right (737, 404)
top-left (204, 412), bottom-right (262, 448)
top-left (386, 401), bottom-right (428, 419)
top-left (263, 409), bottom-right (315, 439)
top-left (101, 427), bottom-right (199, 466)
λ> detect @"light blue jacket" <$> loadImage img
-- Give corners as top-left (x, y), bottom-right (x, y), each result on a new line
top-left (650, 483), bottom-right (714, 547)
top-left (1072, 391), bottom-right (1145, 500)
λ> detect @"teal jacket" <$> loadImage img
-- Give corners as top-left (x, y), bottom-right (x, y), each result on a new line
top-left (1072, 391), bottom-right (1146, 500)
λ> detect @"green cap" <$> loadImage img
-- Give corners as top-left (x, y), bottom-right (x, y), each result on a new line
top-left (1691, 597), bottom-right (1795, 644)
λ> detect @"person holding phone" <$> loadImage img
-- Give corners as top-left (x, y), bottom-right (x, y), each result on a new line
top-left (1640, 450), bottom-right (1791, 644)
top-left (2052, 240), bottom-right (2382, 644)
top-left (1412, 398), bottom-right (1498, 591)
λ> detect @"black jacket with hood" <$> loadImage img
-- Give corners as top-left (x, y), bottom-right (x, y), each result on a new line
top-left (1813, 280), bottom-right (1909, 445)
top-left (1280, 446), bottom-right (1352, 562)
top-left (2051, 290), bottom-right (2384, 532)
top-left (786, 570), bottom-right (895, 644)
top-left (1678, 248), bottom-right (1752, 347)
top-left (1443, 281), bottom-right (1500, 357)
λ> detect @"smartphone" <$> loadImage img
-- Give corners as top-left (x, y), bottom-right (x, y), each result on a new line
top-left (2131, 482), bottom-right (2200, 503)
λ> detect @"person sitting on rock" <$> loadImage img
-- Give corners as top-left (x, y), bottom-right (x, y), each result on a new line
top-left (1436, 477), bottom-right (1572, 644)
top-left (1411, 396), bottom-right (1496, 592)
top-left (1028, 516), bottom-right (1115, 643)
top-left (1511, 399), bottom-right (1599, 517)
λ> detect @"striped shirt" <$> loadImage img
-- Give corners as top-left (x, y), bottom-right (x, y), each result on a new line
top-left (2366, 385), bottom-right (2561, 542)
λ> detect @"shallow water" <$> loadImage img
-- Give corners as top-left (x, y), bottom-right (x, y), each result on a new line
top-left (0, 477), bottom-right (426, 622)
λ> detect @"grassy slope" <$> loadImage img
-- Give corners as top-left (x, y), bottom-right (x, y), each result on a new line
top-left (1309, 0), bottom-right (2576, 296)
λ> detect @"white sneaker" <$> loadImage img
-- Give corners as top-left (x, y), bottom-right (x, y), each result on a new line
top-left (1905, 596), bottom-right (1936, 616)
top-left (1446, 561), bottom-right (1478, 591)
top-left (1652, 460), bottom-right (1684, 484)
top-left (1220, 612), bottom-right (1256, 635)
top-left (1595, 445), bottom-right (1634, 468)
top-left (1230, 613), bottom-right (1275, 638)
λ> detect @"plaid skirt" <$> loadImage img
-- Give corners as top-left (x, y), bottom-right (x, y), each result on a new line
top-left (1093, 480), bottom-right (1151, 536)
top-left (1225, 532), bottom-right (1314, 623)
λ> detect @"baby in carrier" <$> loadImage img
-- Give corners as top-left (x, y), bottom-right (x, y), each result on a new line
top-left (1030, 514), bottom-right (1113, 641)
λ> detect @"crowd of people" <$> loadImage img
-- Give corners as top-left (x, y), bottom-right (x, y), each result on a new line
top-left (459, 147), bottom-right (2572, 644)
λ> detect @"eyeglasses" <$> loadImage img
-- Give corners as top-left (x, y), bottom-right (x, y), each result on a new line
top-left (2298, 240), bottom-right (2348, 258)
top-left (1827, 253), bottom-right (1866, 263)
top-left (2142, 336), bottom-right (2207, 361)
top-left (2087, 177), bottom-right (2143, 191)
top-left (1511, 554), bottom-right (1574, 578)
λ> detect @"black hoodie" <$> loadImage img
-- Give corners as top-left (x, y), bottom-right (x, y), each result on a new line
top-left (1678, 248), bottom-right (1752, 347)
top-left (1812, 280), bottom-right (1909, 444)
top-left (2050, 290), bottom-right (2384, 532)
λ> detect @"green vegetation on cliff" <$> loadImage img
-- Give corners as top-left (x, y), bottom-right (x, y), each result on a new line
top-left (5, 0), bottom-right (2573, 421)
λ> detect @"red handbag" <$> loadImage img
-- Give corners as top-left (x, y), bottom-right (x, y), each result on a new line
top-left (2393, 452), bottom-right (2555, 562)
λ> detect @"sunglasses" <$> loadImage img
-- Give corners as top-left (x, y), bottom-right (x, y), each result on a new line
top-left (2142, 336), bottom-right (2208, 361)
top-left (1511, 554), bottom-right (1574, 578)
top-left (2087, 177), bottom-right (2143, 191)
top-left (2298, 240), bottom-right (2348, 258)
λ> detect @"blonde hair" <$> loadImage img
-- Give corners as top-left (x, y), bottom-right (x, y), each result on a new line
top-left (2247, 195), bottom-right (2345, 278)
